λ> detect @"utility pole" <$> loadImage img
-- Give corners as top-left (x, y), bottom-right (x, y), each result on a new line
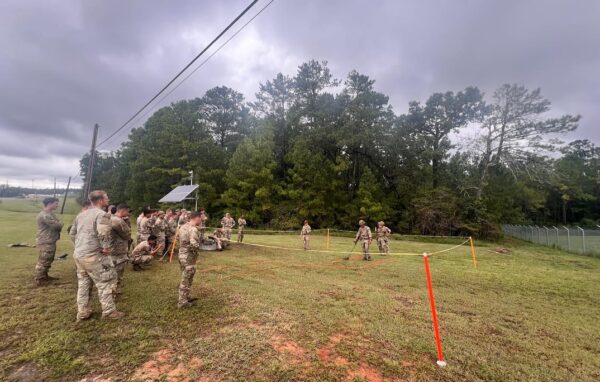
top-left (84, 124), bottom-right (99, 198)
top-left (53, 177), bottom-right (57, 197)
top-left (60, 176), bottom-right (72, 214)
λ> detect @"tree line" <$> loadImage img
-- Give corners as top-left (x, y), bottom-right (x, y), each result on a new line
top-left (80, 60), bottom-right (598, 238)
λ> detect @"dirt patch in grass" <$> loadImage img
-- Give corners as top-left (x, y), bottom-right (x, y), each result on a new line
top-left (393, 295), bottom-right (419, 308)
top-left (317, 333), bottom-right (383, 382)
top-left (317, 333), bottom-right (348, 363)
top-left (132, 347), bottom-right (204, 382)
top-left (7, 362), bottom-right (44, 382)
top-left (346, 363), bottom-right (383, 382)
top-left (319, 289), bottom-right (347, 300)
top-left (270, 335), bottom-right (308, 365)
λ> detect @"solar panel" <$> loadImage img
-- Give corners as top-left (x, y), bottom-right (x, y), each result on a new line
top-left (158, 185), bottom-right (199, 203)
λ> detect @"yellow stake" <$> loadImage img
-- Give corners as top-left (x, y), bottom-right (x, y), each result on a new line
top-left (326, 228), bottom-right (330, 250)
top-left (469, 236), bottom-right (477, 268)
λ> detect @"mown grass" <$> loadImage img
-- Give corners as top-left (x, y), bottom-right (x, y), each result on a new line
top-left (0, 203), bottom-right (599, 381)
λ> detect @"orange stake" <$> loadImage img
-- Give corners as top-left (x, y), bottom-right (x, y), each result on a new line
top-left (469, 236), bottom-right (477, 268)
top-left (169, 227), bottom-right (179, 263)
top-left (423, 253), bottom-right (447, 367)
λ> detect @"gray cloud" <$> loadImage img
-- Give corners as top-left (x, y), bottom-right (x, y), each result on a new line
top-left (1, 0), bottom-right (599, 187)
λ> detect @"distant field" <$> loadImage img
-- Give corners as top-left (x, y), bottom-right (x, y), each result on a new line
top-left (0, 208), bottom-right (599, 381)
top-left (0, 197), bottom-right (81, 215)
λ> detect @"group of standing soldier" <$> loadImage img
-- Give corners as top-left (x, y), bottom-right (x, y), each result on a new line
top-left (353, 220), bottom-right (392, 260)
top-left (300, 219), bottom-right (392, 260)
top-left (34, 191), bottom-right (393, 320)
top-left (34, 191), bottom-right (254, 318)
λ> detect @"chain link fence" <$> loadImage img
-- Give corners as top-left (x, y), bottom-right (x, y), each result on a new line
top-left (502, 224), bottom-right (600, 256)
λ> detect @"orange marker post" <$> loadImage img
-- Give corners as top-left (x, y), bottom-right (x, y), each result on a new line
top-left (169, 227), bottom-right (179, 263)
top-left (326, 229), bottom-right (331, 250)
top-left (469, 236), bottom-right (477, 268)
top-left (423, 253), bottom-right (447, 367)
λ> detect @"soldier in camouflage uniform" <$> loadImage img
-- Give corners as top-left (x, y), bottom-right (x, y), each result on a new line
top-left (221, 213), bottom-right (235, 240)
top-left (137, 208), bottom-right (156, 244)
top-left (153, 211), bottom-right (167, 254)
top-left (165, 210), bottom-right (178, 254)
top-left (178, 209), bottom-right (190, 226)
top-left (237, 215), bottom-right (247, 243)
top-left (211, 228), bottom-right (225, 250)
top-left (110, 204), bottom-right (131, 295)
top-left (301, 220), bottom-right (311, 250)
top-left (178, 212), bottom-right (203, 308)
top-left (35, 197), bottom-right (64, 286)
top-left (354, 220), bottom-right (373, 261)
top-left (69, 190), bottom-right (124, 321)
top-left (199, 208), bottom-right (208, 242)
top-left (375, 221), bottom-right (392, 255)
top-left (130, 235), bottom-right (158, 270)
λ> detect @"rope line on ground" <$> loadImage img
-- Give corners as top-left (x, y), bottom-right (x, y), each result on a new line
top-left (234, 239), bottom-right (470, 257)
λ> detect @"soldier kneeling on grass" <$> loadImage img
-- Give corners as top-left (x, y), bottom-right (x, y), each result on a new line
top-left (211, 228), bottom-right (226, 251)
top-left (130, 235), bottom-right (159, 271)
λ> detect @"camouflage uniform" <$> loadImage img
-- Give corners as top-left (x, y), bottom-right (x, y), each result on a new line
top-left (178, 212), bottom-right (190, 226)
top-left (199, 212), bottom-right (208, 242)
top-left (237, 218), bottom-right (247, 243)
top-left (301, 224), bottom-right (311, 250)
top-left (35, 210), bottom-right (64, 281)
top-left (153, 216), bottom-right (167, 252)
top-left (137, 216), bottom-right (155, 244)
top-left (69, 207), bottom-right (117, 319)
top-left (110, 215), bottom-right (131, 293)
top-left (212, 229), bottom-right (225, 250)
top-left (355, 225), bottom-right (373, 260)
top-left (136, 214), bottom-right (143, 234)
top-left (375, 224), bottom-right (392, 255)
top-left (178, 222), bottom-right (201, 307)
top-left (130, 241), bottom-right (155, 266)
top-left (165, 216), bottom-right (178, 253)
top-left (221, 216), bottom-right (235, 240)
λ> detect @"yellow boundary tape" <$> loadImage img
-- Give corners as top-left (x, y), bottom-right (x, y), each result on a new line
top-left (235, 238), bottom-right (471, 257)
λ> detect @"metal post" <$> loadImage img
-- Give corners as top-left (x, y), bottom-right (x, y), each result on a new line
top-left (84, 123), bottom-right (99, 198)
top-left (577, 226), bottom-right (585, 253)
top-left (553, 226), bottom-right (559, 248)
top-left (544, 226), bottom-right (549, 246)
top-left (537, 226), bottom-right (541, 244)
top-left (562, 226), bottom-right (571, 251)
top-left (529, 226), bottom-right (535, 243)
top-left (60, 176), bottom-right (71, 214)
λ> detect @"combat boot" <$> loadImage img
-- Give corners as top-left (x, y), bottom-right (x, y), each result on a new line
top-left (35, 278), bottom-right (49, 287)
top-left (132, 264), bottom-right (144, 271)
top-left (76, 309), bottom-right (93, 323)
top-left (46, 275), bottom-right (60, 281)
top-left (102, 311), bottom-right (125, 320)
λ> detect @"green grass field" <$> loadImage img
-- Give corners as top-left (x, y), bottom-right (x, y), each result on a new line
top-left (0, 200), bottom-right (599, 381)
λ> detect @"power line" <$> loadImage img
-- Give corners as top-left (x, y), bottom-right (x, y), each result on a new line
top-left (96, 0), bottom-right (259, 148)
top-left (98, 0), bottom-right (276, 151)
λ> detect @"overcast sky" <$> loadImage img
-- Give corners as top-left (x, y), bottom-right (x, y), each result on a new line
top-left (1, 0), bottom-right (599, 188)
